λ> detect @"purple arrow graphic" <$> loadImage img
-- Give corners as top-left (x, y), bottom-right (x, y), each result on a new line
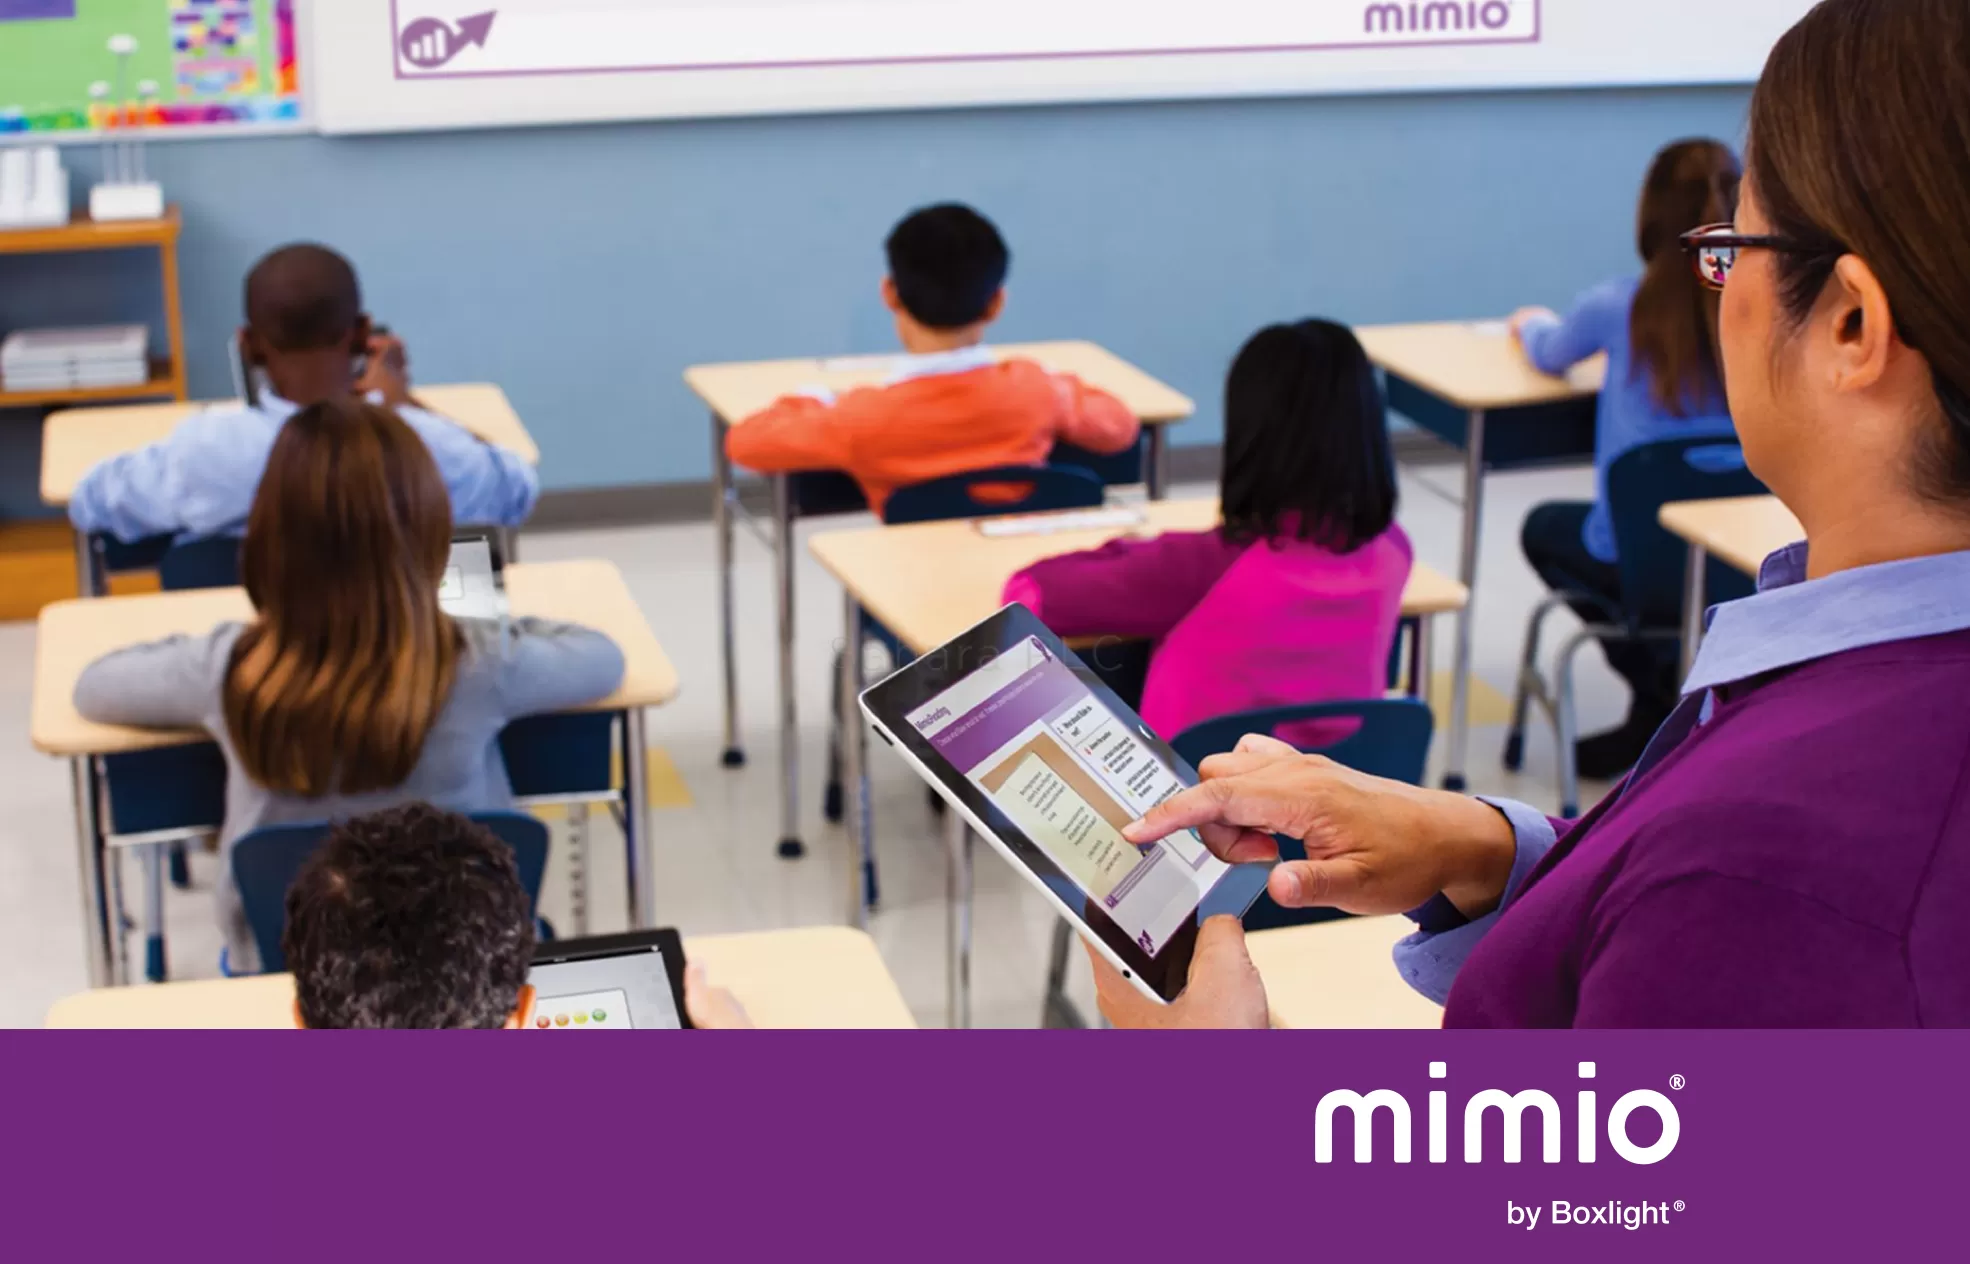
top-left (454, 11), bottom-right (497, 48)
top-left (399, 11), bottom-right (497, 70)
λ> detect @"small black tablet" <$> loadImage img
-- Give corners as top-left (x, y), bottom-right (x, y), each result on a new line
top-left (527, 929), bottom-right (693, 1030)
top-left (859, 605), bottom-right (1273, 1005)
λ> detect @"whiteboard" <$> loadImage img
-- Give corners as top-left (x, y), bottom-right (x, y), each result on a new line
top-left (316, 0), bottom-right (1813, 135)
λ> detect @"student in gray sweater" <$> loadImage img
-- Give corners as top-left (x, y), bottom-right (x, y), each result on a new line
top-left (74, 398), bottom-right (624, 970)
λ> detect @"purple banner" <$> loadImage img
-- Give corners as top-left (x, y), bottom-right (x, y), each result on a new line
top-left (2, 1030), bottom-right (1964, 1258)
top-left (0, 0), bottom-right (74, 20)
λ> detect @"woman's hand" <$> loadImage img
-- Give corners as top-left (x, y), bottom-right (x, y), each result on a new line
top-left (1087, 916), bottom-right (1270, 1030)
top-left (1125, 735), bottom-right (1518, 919)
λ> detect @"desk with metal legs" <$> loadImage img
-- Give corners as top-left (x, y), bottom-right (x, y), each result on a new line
top-left (811, 501), bottom-right (1469, 1027)
top-left (1659, 495), bottom-right (1801, 677)
top-left (31, 560), bottom-right (677, 988)
top-left (688, 342), bottom-right (1194, 863)
top-left (1357, 322), bottom-right (1604, 793)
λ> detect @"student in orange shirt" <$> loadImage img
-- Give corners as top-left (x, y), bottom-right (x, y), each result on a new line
top-left (725, 204), bottom-right (1142, 512)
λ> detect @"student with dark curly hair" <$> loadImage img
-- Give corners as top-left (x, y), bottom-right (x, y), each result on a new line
top-left (286, 804), bottom-right (746, 1029)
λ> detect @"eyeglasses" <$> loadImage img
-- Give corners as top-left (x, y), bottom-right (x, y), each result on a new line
top-left (1680, 223), bottom-right (1833, 291)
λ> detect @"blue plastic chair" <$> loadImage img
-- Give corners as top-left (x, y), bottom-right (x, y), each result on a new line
top-left (1047, 434), bottom-right (1147, 489)
top-left (1171, 699), bottom-right (1436, 932)
top-left (827, 465), bottom-right (1108, 904)
top-left (880, 464), bottom-right (1107, 527)
top-left (1505, 436), bottom-right (1767, 814)
top-left (231, 811), bottom-right (551, 975)
top-left (93, 533), bottom-right (174, 581)
top-left (157, 537), bottom-right (242, 591)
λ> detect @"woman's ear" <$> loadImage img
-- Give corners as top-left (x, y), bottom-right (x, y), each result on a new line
top-left (1825, 254), bottom-right (1898, 395)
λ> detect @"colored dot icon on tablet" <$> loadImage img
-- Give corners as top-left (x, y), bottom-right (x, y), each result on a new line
top-left (592, 1009), bottom-right (607, 1023)
top-left (573, 1012), bottom-right (588, 1025)
top-left (536, 1016), bottom-right (550, 1029)
top-left (554, 1014), bottom-right (569, 1027)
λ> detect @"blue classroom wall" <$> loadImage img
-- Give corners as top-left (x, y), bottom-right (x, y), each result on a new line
top-left (0, 84), bottom-right (1751, 519)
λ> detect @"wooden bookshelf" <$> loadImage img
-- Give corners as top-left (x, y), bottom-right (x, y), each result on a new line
top-left (0, 208), bottom-right (188, 408)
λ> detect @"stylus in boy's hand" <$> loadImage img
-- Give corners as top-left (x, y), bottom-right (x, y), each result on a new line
top-left (1086, 916), bottom-right (1269, 1030)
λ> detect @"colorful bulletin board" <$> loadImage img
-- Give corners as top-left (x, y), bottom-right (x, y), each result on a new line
top-left (0, 0), bottom-right (302, 138)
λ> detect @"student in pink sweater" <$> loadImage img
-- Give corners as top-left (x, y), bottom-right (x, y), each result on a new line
top-left (1003, 319), bottom-right (1411, 746)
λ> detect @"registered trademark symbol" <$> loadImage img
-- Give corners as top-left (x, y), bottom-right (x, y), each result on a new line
top-left (1674, 1201), bottom-right (1686, 1213)
top-left (1669, 1074), bottom-right (1686, 1090)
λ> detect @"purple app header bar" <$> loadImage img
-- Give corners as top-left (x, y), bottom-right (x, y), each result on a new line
top-left (925, 657), bottom-right (1086, 774)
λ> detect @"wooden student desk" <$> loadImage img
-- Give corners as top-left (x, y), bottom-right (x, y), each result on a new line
top-left (32, 559), bottom-right (678, 990)
top-left (40, 384), bottom-right (542, 597)
top-left (1659, 495), bottom-right (1802, 675)
top-left (1246, 918), bottom-right (1445, 1030)
top-left (808, 498), bottom-right (1470, 1027)
top-left (686, 341), bottom-right (1195, 865)
top-left (46, 927), bottom-right (917, 1030)
top-left (1357, 321), bottom-right (1606, 797)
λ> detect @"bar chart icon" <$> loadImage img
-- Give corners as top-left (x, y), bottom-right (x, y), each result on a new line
top-left (399, 11), bottom-right (497, 70)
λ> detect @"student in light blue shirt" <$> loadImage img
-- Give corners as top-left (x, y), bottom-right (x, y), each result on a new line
top-left (68, 243), bottom-right (538, 545)
top-left (1507, 138), bottom-right (1743, 778)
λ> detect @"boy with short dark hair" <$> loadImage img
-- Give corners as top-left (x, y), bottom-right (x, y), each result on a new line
top-left (726, 204), bottom-right (1140, 514)
top-left (285, 804), bottom-right (746, 1030)
top-left (69, 243), bottom-right (538, 543)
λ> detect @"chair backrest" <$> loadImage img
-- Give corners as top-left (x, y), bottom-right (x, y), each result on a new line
top-left (231, 811), bottom-right (550, 974)
top-left (1170, 699), bottom-right (1434, 932)
top-left (1049, 435), bottom-right (1147, 488)
top-left (789, 471), bottom-right (870, 518)
top-left (882, 464), bottom-right (1106, 525)
top-left (158, 536), bottom-right (244, 591)
top-left (1607, 436), bottom-right (1768, 626)
top-left (1171, 698), bottom-right (1435, 786)
top-left (93, 533), bottom-right (174, 576)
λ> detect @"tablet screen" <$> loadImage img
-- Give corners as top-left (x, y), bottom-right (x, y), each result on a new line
top-left (439, 536), bottom-right (506, 622)
top-left (528, 945), bottom-right (683, 1030)
top-left (906, 634), bottom-right (1227, 959)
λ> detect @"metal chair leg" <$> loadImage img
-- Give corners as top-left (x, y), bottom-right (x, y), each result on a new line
top-left (824, 648), bottom-right (845, 825)
top-left (1505, 597), bottom-right (1566, 772)
top-left (143, 842), bottom-right (167, 984)
top-left (1040, 920), bottom-right (1088, 1028)
top-left (1555, 630), bottom-right (1596, 818)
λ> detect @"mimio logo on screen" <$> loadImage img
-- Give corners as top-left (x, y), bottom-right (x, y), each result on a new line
top-left (1314, 1062), bottom-right (1681, 1165)
top-left (1364, 1), bottom-right (1519, 33)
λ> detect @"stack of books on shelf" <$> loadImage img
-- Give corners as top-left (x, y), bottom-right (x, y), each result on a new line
top-left (0, 325), bottom-right (150, 393)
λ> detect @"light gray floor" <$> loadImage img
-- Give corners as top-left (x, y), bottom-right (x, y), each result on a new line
top-left (0, 461), bottom-right (1627, 1028)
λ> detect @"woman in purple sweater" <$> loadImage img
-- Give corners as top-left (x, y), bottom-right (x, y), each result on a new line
top-left (1094, 0), bottom-right (1970, 1029)
top-left (1002, 319), bottom-right (1411, 749)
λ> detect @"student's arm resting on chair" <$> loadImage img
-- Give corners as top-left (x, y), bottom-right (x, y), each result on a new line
top-left (1002, 529), bottom-right (1239, 641)
top-left (73, 626), bottom-right (237, 730)
top-left (1048, 373), bottom-right (1140, 455)
top-left (396, 405), bottom-right (541, 527)
top-left (67, 412), bottom-right (252, 543)
top-left (723, 391), bottom-right (872, 474)
top-left (1514, 279), bottom-right (1629, 376)
top-left (490, 618), bottom-right (628, 719)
